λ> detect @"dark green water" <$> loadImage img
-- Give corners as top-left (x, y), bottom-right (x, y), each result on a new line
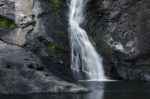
top-left (1, 81), bottom-right (150, 99)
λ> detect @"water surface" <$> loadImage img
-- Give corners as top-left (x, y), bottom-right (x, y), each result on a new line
top-left (1, 81), bottom-right (150, 99)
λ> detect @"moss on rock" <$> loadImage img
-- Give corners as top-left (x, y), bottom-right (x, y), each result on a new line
top-left (47, 44), bottom-right (56, 53)
top-left (0, 18), bottom-right (16, 30)
top-left (51, 0), bottom-right (61, 12)
top-left (89, 37), bottom-right (97, 48)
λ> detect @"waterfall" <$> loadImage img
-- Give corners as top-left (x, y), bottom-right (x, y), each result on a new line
top-left (68, 0), bottom-right (106, 81)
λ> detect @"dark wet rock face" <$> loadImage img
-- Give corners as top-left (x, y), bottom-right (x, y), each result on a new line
top-left (85, 0), bottom-right (150, 81)
top-left (25, 0), bottom-right (74, 81)
top-left (0, 0), bottom-right (88, 94)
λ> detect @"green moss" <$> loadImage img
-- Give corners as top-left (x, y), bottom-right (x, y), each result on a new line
top-left (52, 0), bottom-right (60, 5)
top-left (51, 0), bottom-right (61, 12)
top-left (0, 18), bottom-right (17, 30)
top-left (89, 37), bottom-right (97, 48)
top-left (47, 44), bottom-right (56, 53)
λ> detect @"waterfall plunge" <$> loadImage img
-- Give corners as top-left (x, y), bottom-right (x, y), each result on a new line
top-left (68, 0), bottom-right (106, 81)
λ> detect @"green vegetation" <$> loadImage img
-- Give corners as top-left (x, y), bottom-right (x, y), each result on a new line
top-left (52, 0), bottom-right (60, 5)
top-left (47, 44), bottom-right (56, 53)
top-left (89, 37), bottom-right (97, 48)
top-left (51, 0), bottom-right (61, 12)
top-left (0, 18), bottom-right (17, 30)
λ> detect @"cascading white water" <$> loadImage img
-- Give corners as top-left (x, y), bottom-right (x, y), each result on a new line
top-left (68, 0), bottom-right (106, 81)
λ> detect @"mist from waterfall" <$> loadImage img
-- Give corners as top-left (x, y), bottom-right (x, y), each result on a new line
top-left (68, 0), bottom-right (106, 81)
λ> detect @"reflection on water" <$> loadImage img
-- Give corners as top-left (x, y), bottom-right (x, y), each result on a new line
top-left (1, 81), bottom-right (150, 99)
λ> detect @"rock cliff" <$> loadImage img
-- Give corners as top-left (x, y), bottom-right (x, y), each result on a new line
top-left (85, 0), bottom-right (150, 81)
top-left (0, 0), bottom-right (88, 94)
